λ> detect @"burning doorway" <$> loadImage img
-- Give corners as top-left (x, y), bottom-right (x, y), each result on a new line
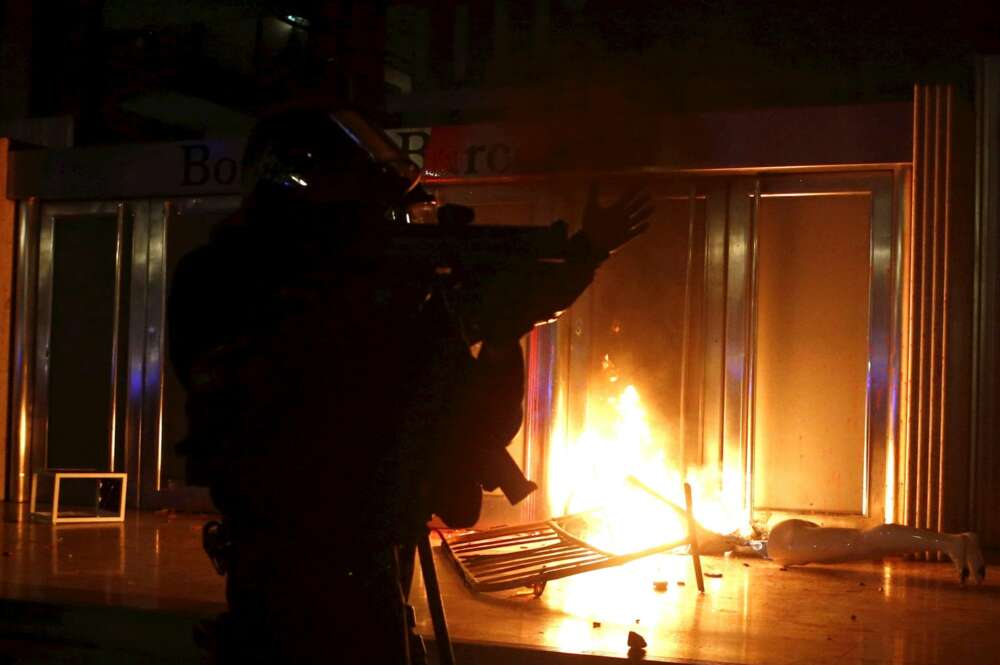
top-left (429, 169), bottom-right (906, 545)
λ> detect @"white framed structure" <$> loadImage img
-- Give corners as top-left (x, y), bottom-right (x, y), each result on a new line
top-left (30, 471), bottom-right (127, 524)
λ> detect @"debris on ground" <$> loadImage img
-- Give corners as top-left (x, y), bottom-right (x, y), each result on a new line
top-left (705, 572), bottom-right (723, 579)
top-left (628, 647), bottom-right (647, 660)
top-left (592, 621), bottom-right (602, 628)
top-left (676, 581), bottom-right (686, 586)
top-left (652, 580), bottom-right (668, 592)
top-left (510, 588), bottom-right (538, 598)
top-left (850, 614), bottom-right (857, 621)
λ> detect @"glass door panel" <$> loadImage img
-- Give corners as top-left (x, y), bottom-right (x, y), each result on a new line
top-left (34, 203), bottom-right (129, 507)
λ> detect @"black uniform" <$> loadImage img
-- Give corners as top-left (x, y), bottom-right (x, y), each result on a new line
top-left (168, 200), bottom-right (599, 663)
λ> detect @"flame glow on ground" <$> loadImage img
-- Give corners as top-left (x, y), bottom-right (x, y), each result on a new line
top-left (547, 385), bottom-right (750, 556)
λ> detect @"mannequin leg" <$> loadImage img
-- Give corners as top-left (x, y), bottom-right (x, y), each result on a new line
top-left (767, 519), bottom-right (986, 584)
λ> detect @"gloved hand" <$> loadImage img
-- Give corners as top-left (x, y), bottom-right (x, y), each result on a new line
top-left (581, 183), bottom-right (654, 258)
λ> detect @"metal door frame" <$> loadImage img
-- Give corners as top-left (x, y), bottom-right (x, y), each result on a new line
top-left (6, 195), bottom-right (240, 511)
top-left (724, 171), bottom-right (907, 529)
top-left (135, 196), bottom-right (240, 511)
top-left (8, 201), bottom-right (130, 501)
top-left (8, 198), bottom-right (39, 503)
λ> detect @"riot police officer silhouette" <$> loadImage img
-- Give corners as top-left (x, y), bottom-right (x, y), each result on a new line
top-left (167, 105), bottom-right (652, 663)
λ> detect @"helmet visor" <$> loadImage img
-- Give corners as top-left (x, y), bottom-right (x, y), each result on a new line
top-left (329, 110), bottom-right (422, 192)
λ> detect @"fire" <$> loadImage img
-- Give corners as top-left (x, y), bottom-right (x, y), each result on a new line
top-left (547, 384), bottom-right (748, 556)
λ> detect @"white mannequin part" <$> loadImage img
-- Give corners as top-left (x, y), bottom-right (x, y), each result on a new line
top-left (767, 519), bottom-right (987, 585)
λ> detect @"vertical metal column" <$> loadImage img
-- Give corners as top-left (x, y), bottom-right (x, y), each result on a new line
top-left (7, 199), bottom-right (38, 502)
top-left (124, 201), bottom-right (151, 508)
top-left (972, 57), bottom-right (1000, 547)
top-left (108, 204), bottom-right (126, 472)
top-left (904, 84), bottom-right (978, 544)
top-left (699, 180), bottom-right (730, 481)
top-left (140, 200), bottom-right (168, 502)
top-left (677, 185), bottom-right (697, 467)
top-left (722, 179), bottom-right (756, 519)
top-left (31, 207), bottom-right (55, 474)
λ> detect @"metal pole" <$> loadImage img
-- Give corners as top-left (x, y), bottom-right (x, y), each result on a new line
top-left (417, 532), bottom-right (456, 665)
top-left (684, 482), bottom-right (705, 593)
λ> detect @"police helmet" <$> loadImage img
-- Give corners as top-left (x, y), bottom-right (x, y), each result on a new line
top-left (241, 106), bottom-right (430, 221)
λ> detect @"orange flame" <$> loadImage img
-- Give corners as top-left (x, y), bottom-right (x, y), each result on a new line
top-left (547, 384), bottom-right (749, 556)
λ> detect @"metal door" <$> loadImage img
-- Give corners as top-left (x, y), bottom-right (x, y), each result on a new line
top-left (6, 196), bottom-right (239, 511)
top-left (10, 201), bottom-right (132, 508)
top-left (723, 171), bottom-right (908, 529)
top-left (132, 196), bottom-right (241, 511)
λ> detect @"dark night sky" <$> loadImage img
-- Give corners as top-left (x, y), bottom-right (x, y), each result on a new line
top-left (6, 1), bottom-right (1000, 144)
